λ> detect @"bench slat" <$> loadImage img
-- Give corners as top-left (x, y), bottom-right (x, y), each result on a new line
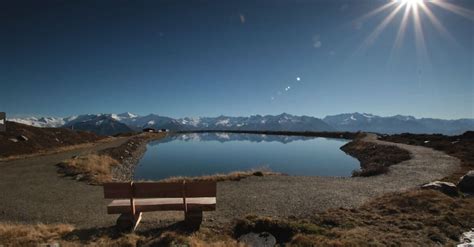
top-left (185, 181), bottom-right (217, 197)
top-left (133, 182), bottom-right (183, 198)
top-left (107, 197), bottom-right (216, 214)
top-left (103, 183), bottom-right (132, 199)
top-left (103, 181), bottom-right (217, 199)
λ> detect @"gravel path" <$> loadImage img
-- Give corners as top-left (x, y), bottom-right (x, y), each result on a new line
top-left (0, 134), bottom-right (460, 229)
top-left (0, 138), bottom-right (130, 227)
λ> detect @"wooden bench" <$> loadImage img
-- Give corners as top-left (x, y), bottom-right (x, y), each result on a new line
top-left (103, 181), bottom-right (216, 231)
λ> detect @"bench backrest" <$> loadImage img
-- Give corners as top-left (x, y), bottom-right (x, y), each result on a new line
top-left (103, 181), bottom-right (217, 199)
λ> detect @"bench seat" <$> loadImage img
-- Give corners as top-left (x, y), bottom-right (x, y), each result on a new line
top-left (107, 197), bottom-right (216, 214)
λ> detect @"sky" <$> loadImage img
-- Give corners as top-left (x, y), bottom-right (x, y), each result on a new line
top-left (1, 0), bottom-right (473, 119)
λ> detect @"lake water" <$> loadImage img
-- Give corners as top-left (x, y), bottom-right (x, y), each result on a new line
top-left (134, 133), bottom-right (360, 180)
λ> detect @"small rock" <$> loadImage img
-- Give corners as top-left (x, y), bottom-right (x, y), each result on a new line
top-left (422, 181), bottom-right (459, 196)
top-left (75, 174), bottom-right (84, 181)
top-left (17, 135), bottom-right (28, 141)
top-left (238, 232), bottom-right (276, 247)
top-left (458, 171), bottom-right (474, 194)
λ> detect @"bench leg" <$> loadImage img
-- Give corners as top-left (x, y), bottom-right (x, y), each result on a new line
top-left (116, 212), bottom-right (142, 232)
top-left (184, 209), bottom-right (203, 229)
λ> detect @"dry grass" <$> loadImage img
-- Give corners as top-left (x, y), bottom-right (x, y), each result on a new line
top-left (0, 222), bottom-right (242, 246)
top-left (57, 154), bottom-right (119, 184)
top-left (158, 168), bottom-right (282, 183)
top-left (0, 222), bottom-right (74, 246)
top-left (234, 189), bottom-right (474, 246)
top-left (0, 222), bottom-right (149, 246)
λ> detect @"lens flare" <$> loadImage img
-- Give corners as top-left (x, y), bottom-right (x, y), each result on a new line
top-left (356, 0), bottom-right (473, 62)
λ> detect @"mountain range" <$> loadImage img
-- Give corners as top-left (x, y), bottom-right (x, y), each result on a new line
top-left (8, 112), bottom-right (474, 136)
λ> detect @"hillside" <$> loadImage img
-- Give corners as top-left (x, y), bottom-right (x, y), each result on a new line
top-left (0, 121), bottom-right (102, 158)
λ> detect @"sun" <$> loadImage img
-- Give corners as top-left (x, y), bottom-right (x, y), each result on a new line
top-left (397, 0), bottom-right (424, 5)
top-left (354, 0), bottom-right (473, 65)
top-left (392, 0), bottom-right (425, 8)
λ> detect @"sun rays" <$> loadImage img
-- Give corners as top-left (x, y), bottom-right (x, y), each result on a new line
top-left (356, 0), bottom-right (473, 62)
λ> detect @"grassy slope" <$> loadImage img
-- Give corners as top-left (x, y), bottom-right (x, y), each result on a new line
top-left (0, 121), bottom-right (102, 158)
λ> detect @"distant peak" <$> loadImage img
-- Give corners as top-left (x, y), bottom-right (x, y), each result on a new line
top-left (118, 112), bottom-right (138, 118)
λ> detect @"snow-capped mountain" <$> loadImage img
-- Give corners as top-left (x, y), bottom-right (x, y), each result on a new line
top-left (9, 112), bottom-right (474, 135)
top-left (8, 116), bottom-right (66, 128)
top-left (126, 114), bottom-right (184, 130)
top-left (111, 112), bottom-right (138, 122)
top-left (323, 113), bottom-right (474, 135)
top-left (172, 113), bottom-right (333, 132)
top-left (62, 114), bottom-right (133, 136)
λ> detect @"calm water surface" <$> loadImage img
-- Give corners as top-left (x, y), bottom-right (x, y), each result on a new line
top-left (134, 133), bottom-right (360, 180)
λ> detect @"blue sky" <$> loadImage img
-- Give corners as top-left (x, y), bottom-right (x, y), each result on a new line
top-left (1, 0), bottom-right (473, 119)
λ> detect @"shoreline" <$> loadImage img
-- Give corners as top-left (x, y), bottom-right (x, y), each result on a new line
top-left (108, 130), bottom-right (410, 182)
top-left (100, 132), bottom-right (167, 181)
top-left (108, 130), bottom-right (361, 182)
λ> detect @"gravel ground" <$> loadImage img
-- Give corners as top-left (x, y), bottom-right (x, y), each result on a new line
top-left (0, 138), bottom-right (130, 228)
top-left (0, 133), bottom-right (460, 230)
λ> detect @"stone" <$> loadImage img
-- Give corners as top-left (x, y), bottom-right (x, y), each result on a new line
top-left (8, 138), bottom-right (18, 143)
top-left (17, 135), bottom-right (28, 141)
top-left (422, 181), bottom-right (459, 196)
top-left (458, 171), bottom-right (474, 194)
top-left (238, 232), bottom-right (277, 247)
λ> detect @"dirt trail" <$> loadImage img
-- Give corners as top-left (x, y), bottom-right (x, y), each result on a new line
top-left (0, 138), bottom-right (129, 227)
top-left (0, 133), bottom-right (460, 230)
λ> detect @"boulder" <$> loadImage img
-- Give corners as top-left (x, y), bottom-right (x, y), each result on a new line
top-left (238, 232), bottom-right (276, 247)
top-left (458, 229), bottom-right (474, 247)
top-left (422, 181), bottom-right (458, 196)
top-left (458, 171), bottom-right (474, 194)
